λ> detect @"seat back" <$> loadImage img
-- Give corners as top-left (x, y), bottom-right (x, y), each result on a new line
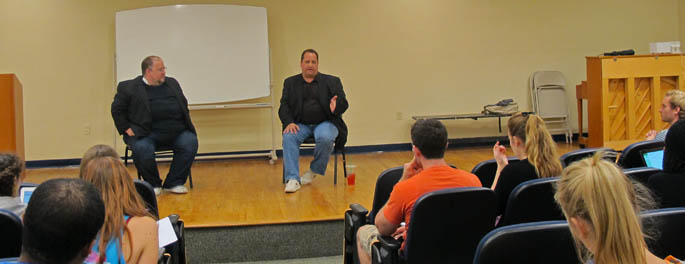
top-left (473, 220), bottom-right (578, 264)
top-left (623, 167), bottom-right (661, 186)
top-left (498, 177), bottom-right (564, 227)
top-left (0, 209), bottom-right (22, 258)
top-left (134, 180), bottom-right (159, 218)
top-left (642, 207), bottom-right (685, 259)
top-left (560, 147), bottom-right (616, 167)
top-left (403, 187), bottom-right (497, 263)
top-left (471, 158), bottom-right (520, 188)
top-left (368, 166), bottom-right (403, 223)
top-left (617, 139), bottom-right (665, 169)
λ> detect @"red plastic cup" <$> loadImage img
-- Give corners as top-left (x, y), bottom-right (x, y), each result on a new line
top-left (346, 165), bottom-right (357, 185)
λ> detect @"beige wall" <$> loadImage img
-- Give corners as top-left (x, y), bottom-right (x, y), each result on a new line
top-left (0, 0), bottom-right (680, 161)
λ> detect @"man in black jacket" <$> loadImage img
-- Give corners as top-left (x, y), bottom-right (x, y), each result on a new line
top-left (279, 49), bottom-right (348, 193)
top-left (111, 56), bottom-right (198, 195)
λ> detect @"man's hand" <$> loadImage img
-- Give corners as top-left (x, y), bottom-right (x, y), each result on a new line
top-left (125, 128), bottom-right (135, 137)
top-left (493, 141), bottom-right (508, 167)
top-left (283, 123), bottom-right (300, 134)
top-left (646, 130), bottom-right (657, 140)
top-left (329, 95), bottom-right (338, 113)
top-left (401, 157), bottom-right (422, 181)
top-left (391, 225), bottom-right (407, 240)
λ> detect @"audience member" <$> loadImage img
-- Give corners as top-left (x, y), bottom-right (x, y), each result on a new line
top-left (13, 178), bottom-right (105, 264)
top-left (355, 120), bottom-right (481, 264)
top-left (646, 90), bottom-right (685, 141)
top-left (80, 156), bottom-right (158, 263)
top-left (491, 112), bottom-right (562, 215)
top-left (0, 153), bottom-right (26, 216)
top-left (555, 152), bottom-right (665, 264)
top-left (79, 144), bottom-right (119, 178)
top-left (647, 119), bottom-right (685, 208)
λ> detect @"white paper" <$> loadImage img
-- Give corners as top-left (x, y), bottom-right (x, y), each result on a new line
top-left (157, 217), bottom-right (178, 248)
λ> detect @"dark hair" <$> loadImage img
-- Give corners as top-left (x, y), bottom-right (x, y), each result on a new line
top-left (411, 119), bottom-right (448, 159)
top-left (663, 120), bottom-right (685, 173)
top-left (141, 55), bottom-right (161, 75)
top-left (300, 49), bottom-right (319, 61)
top-left (21, 178), bottom-right (105, 264)
top-left (0, 153), bottom-right (24, 196)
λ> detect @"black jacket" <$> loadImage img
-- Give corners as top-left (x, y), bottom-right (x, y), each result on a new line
top-left (278, 73), bottom-right (348, 150)
top-left (111, 76), bottom-right (196, 137)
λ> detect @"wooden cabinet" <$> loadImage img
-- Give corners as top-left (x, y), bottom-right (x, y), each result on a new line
top-left (0, 74), bottom-right (24, 159)
top-left (577, 54), bottom-right (685, 150)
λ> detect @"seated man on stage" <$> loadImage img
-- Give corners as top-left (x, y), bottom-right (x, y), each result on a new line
top-left (646, 90), bottom-right (685, 141)
top-left (279, 49), bottom-right (348, 193)
top-left (355, 120), bottom-right (482, 264)
top-left (111, 55), bottom-right (198, 195)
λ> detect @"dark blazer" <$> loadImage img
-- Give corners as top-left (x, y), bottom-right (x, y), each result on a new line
top-left (111, 76), bottom-right (196, 137)
top-left (278, 73), bottom-right (348, 150)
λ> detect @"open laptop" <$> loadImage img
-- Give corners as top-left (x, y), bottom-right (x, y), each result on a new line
top-left (19, 186), bottom-right (36, 205)
top-left (640, 148), bottom-right (664, 170)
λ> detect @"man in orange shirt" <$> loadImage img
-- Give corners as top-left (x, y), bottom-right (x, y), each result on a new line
top-left (356, 119), bottom-right (482, 264)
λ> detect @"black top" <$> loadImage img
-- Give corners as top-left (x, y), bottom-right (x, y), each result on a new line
top-left (145, 82), bottom-right (187, 135)
top-left (648, 172), bottom-right (685, 208)
top-left (299, 80), bottom-right (327, 125)
top-left (495, 159), bottom-right (538, 215)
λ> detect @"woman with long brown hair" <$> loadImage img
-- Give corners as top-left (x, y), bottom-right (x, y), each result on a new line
top-left (81, 156), bottom-right (158, 264)
top-left (555, 153), bottom-right (665, 264)
top-left (491, 112), bottom-right (562, 215)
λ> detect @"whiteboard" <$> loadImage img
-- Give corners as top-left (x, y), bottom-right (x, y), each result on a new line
top-left (115, 5), bottom-right (270, 104)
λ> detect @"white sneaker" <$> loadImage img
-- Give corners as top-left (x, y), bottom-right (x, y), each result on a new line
top-left (153, 187), bottom-right (162, 196)
top-left (284, 180), bottom-right (301, 193)
top-left (164, 185), bottom-right (188, 194)
top-left (301, 170), bottom-right (318, 185)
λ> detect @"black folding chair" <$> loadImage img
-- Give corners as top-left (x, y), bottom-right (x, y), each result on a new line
top-left (282, 136), bottom-right (347, 184)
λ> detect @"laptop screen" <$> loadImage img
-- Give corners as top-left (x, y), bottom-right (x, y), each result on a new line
top-left (642, 149), bottom-right (664, 170)
top-left (19, 186), bottom-right (36, 205)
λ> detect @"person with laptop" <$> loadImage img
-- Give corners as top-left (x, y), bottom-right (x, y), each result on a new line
top-left (648, 120), bottom-right (685, 208)
top-left (0, 153), bottom-right (26, 216)
top-left (646, 90), bottom-right (685, 141)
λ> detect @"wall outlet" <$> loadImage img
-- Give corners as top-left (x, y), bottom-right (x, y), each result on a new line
top-left (396, 112), bottom-right (402, 120)
top-left (83, 124), bottom-right (91, 135)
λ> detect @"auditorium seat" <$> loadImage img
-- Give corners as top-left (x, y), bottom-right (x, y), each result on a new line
top-left (617, 139), bottom-right (665, 169)
top-left (370, 187), bottom-right (497, 264)
top-left (560, 147), bottom-right (616, 167)
top-left (0, 209), bottom-right (22, 258)
top-left (642, 207), bottom-right (685, 259)
top-left (473, 220), bottom-right (578, 264)
top-left (471, 157), bottom-right (520, 188)
top-left (497, 177), bottom-right (565, 227)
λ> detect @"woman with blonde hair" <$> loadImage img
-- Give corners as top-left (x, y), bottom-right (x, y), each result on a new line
top-left (491, 112), bottom-right (562, 215)
top-left (80, 144), bottom-right (119, 178)
top-left (81, 156), bottom-right (158, 264)
top-left (555, 153), bottom-right (665, 264)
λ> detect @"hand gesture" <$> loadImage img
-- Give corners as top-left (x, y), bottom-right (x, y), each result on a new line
top-left (391, 225), bottom-right (407, 240)
top-left (401, 157), bottom-right (423, 180)
top-left (125, 128), bottom-right (135, 137)
top-left (493, 141), bottom-right (508, 166)
top-left (646, 130), bottom-right (657, 140)
top-left (283, 123), bottom-right (300, 134)
top-left (329, 95), bottom-right (338, 113)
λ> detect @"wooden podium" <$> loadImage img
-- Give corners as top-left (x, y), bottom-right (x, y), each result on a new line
top-left (0, 74), bottom-right (24, 159)
top-left (577, 54), bottom-right (685, 150)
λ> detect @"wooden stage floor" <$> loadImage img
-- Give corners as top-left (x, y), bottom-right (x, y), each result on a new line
top-left (25, 143), bottom-right (578, 228)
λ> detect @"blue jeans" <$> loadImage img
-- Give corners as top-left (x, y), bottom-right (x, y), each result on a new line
top-left (124, 130), bottom-right (198, 188)
top-left (283, 121), bottom-right (338, 182)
